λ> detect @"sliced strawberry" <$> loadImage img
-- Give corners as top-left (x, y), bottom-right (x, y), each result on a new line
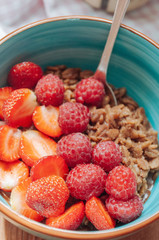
top-left (30, 155), bottom-right (69, 181)
top-left (0, 160), bottom-right (29, 191)
top-left (2, 88), bottom-right (38, 128)
top-left (0, 125), bottom-right (22, 162)
top-left (32, 105), bottom-right (62, 138)
top-left (46, 201), bottom-right (85, 230)
top-left (0, 87), bottom-right (13, 120)
top-left (10, 177), bottom-right (44, 222)
top-left (26, 175), bottom-right (69, 218)
top-left (19, 130), bottom-right (57, 167)
top-left (85, 196), bottom-right (116, 230)
top-left (0, 121), bottom-right (5, 127)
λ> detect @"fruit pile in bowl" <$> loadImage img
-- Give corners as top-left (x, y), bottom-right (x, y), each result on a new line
top-left (0, 61), bottom-right (146, 231)
top-left (0, 16), bottom-right (159, 240)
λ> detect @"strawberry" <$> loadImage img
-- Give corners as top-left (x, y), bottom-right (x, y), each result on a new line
top-left (2, 88), bottom-right (38, 128)
top-left (0, 125), bottom-right (22, 162)
top-left (30, 155), bottom-right (69, 181)
top-left (0, 121), bottom-right (5, 127)
top-left (46, 201), bottom-right (85, 230)
top-left (10, 177), bottom-right (44, 222)
top-left (85, 196), bottom-right (115, 230)
top-left (8, 62), bottom-right (43, 89)
top-left (32, 105), bottom-right (62, 138)
top-left (26, 175), bottom-right (70, 218)
top-left (35, 74), bottom-right (64, 107)
top-left (19, 130), bottom-right (57, 167)
top-left (0, 160), bottom-right (29, 191)
top-left (0, 87), bottom-right (13, 120)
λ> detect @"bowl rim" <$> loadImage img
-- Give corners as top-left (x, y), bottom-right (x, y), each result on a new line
top-left (0, 15), bottom-right (159, 48)
top-left (0, 15), bottom-right (159, 239)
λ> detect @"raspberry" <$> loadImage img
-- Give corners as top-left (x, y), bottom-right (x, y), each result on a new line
top-left (105, 165), bottom-right (137, 200)
top-left (66, 164), bottom-right (107, 200)
top-left (8, 62), bottom-right (43, 89)
top-left (92, 141), bottom-right (122, 172)
top-left (75, 78), bottom-right (105, 106)
top-left (106, 195), bottom-right (143, 223)
top-left (58, 102), bottom-right (90, 134)
top-left (35, 74), bottom-right (64, 106)
top-left (57, 133), bottom-right (92, 168)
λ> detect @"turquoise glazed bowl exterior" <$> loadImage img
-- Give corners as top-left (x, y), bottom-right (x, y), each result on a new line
top-left (0, 16), bottom-right (159, 240)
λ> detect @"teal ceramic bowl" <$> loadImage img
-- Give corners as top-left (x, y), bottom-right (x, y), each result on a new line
top-left (0, 16), bottom-right (159, 240)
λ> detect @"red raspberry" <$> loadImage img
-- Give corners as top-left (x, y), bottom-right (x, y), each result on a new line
top-left (106, 195), bottom-right (143, 223)
top-left (66, 163), bottom-right (107, 200)
top-left (58, 102), bottom-right (90, 134)
top-left (57, 133), bottom-right (92, 168)
top-left (8, 62), bottom-right (43, 89)
top-left (75, 78), bottom-right (105, 106)
top-left (105, 165), bottom-right (137, 200)
top-left (35, 74), bottom-right (64, 106)
top-left (92, 141), bottom-right (122, 172)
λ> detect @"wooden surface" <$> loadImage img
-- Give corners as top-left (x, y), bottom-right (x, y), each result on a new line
top-left (0, 214), bottom-right (159, 240)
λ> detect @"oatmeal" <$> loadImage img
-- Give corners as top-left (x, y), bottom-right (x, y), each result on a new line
top-left (1, 62), bottom-right (159, 231)
top-left (46, 65), bottom-right (159, 198)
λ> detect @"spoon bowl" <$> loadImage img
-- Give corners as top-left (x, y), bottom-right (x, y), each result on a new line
top-left (94, 0), bottom-right (130, 105)
top-left (0, 15), bottom-right (159, 240)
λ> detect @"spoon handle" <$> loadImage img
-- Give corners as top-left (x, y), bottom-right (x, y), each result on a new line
top-left (97, 0), bottom-right (130, 74)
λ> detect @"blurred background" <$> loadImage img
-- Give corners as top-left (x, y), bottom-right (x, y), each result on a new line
top-left (0, 0), bottom-right (158, 43)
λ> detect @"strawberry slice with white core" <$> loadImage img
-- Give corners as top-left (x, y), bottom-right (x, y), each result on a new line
top-left (0, 125), bottom-right (22, 162)
top-left (32, 105), bottom-right (62, 138)
top-left (0, 121), bottom-right (5, 127)
top-left (10, 177), bottom-right (44, 222)
top-left (19, 130), bottom-right (57, 167)
top-left (0, 87), bottom-right (13, 120)
top-left (2, 88), bottom-right (38, 128)
top-left (46, 201), bottom-right (85, 230)
top-left (0, 160), bottom-right (29, 191)
top-left (30, 155), bottom-right (69, 181)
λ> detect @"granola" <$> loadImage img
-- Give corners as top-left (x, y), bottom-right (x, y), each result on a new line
top-left (45, 65), bottom-right (159, 198)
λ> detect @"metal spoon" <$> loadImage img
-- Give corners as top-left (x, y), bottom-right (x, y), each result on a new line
top-left (94, 0), bottom-right (130, 105)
